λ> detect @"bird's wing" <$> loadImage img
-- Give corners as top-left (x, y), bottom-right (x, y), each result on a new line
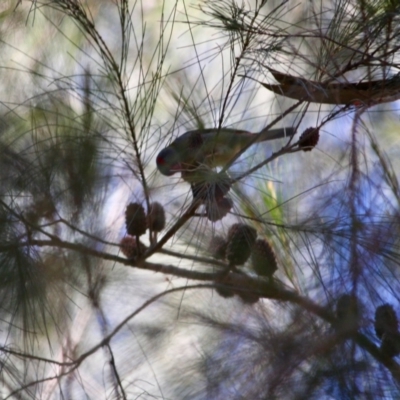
top-left (200, 129), bottom-right (254, 167)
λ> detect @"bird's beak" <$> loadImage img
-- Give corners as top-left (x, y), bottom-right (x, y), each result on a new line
top-left (171, 163), bottom-right (182, 174)
top-left (170, 163), bottom-right (182, 174)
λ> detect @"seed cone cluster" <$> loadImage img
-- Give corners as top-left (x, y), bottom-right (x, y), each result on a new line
top-left (236, 289), bottom-right (260, 304)
top-left (206, 197), bottom-right (233, 222)
top-left (121, 202), bottom-right (166, 258)
top-left (191, 172), bottom-right (231, 202)
top-left (226, 223), bottom-right (257, 266)
top-left (299, 127), bottom-right (319, 151)
top-left (209, 223), bottom-right (279, 304)
top-left (191, 172), bottom-right (231, 204)
top-left (125, 203), bottom-right (147, 236)
top-left (119, 236), bottom-right (146, 259)
top-left (209, 224), bottom-right (278, 277)
top-left (215, 285), bottom-right (235, 298)
top-left (375, 304), bottom-right (398, 338)
top-left (214, 275), bottom-right (260, 304)
top-left (190, 170), bottom-right (233, 221)
top-left (125, 202), bottom-right (166, 237)
top-left (209, 235), bottom-right (228, 260)
top-left (251, 239), bottom-right (278, 277)
top-left (374, 304), bottom-right (400, 358)
top-left (148, 202), bottom-right (166, 232)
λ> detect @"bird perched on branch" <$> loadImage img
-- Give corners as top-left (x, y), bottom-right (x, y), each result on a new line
top-left (156, 126), bottom-right (295, 181)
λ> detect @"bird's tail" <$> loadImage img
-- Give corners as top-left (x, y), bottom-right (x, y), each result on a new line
top-left (257, 126), bottom-right (295, 142)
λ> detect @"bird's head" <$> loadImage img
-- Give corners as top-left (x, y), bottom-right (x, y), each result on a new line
top-left (156, 147), bottom-right (182, 176)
